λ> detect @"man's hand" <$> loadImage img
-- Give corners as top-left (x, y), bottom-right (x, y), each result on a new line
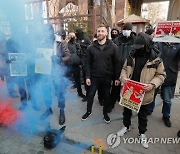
top-left (143, 84), bottom-right (155, 92)
top-left (86, 79), bottom-right (91, 86)
top-left (115, 80), bottom-right (120, 86)
top-left (121, 77), bottom-right (129, 85)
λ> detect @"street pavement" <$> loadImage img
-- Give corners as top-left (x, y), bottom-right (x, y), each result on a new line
top-left (0, 82), bottom-right (180, 154)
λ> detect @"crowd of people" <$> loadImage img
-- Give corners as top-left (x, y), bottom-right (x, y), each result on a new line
top-left (0, 22), bottom-right (180, 149)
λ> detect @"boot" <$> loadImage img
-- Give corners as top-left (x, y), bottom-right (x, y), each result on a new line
top-left (82, 97), bottom-right (87, 102)
top-left (59, 109), bottom-right (65, 125)
top-left (162, 116), bottom-right (172, 127)
top-left (78, 92), bottom-right (86, 98)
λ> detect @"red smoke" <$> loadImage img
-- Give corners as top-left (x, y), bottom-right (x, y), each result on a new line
top-left (0, 80), bottom-right (22, 126)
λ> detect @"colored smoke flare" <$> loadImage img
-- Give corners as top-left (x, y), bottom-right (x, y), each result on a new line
top-left (0, 98), bottom-right (22, 127)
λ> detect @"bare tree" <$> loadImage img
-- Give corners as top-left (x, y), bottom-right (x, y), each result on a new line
top-left (142, 3), bottom-right (168, 26)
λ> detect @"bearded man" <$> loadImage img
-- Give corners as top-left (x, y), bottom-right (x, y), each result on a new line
top-left (81, 24), bottom-right (120, 123)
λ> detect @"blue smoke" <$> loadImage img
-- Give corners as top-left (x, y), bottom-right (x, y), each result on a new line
top-left (0, 1), bottom-right (90, 153)
top-left (0, 0), bottom-right (69, 135)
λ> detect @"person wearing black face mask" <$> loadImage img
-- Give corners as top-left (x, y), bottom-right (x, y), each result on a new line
top-left (67, 32), bottom-right (86, 99)
top-left (111, 27), bottom-right (120, 42)
top-left (117, 32), bottom-right (166, 149)
top-left (75, 28), bottom-right (91, 102)
top-left (69, 37), bottom-right (75, 43)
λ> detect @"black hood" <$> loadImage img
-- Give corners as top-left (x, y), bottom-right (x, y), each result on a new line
top-left (93, 39), bottom-right (112, 50)
top-left (111, 27), bottom-right (120, 40)
top-left (111, 27), bottom-right (120, 35)
top-left (75, 28), bottom-right (84, 40)
top-left (130, 32), bottom-right (160, 61)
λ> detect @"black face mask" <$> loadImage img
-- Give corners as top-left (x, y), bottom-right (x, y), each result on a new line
top-left (70, 37), bottom-right (75, 43)
top-left (136, 47), bottom-right (146, 56)
top-left (111, 34), bottom-right (119, 39)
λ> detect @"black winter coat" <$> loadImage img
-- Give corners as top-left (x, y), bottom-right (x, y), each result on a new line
top-left (85, 39), bottom-right (120, 80)
top-left (157, 42), bottom-right (180, 86)
top-left (114, 32), bottom-right (136, 72)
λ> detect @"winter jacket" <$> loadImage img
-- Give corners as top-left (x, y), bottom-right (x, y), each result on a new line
top-left (55, 40), bottom-right (71, 65)
top-left (68, 41), bottom-right (82, 66)
top-left (86, 39), bottom-right (120, 80)
top-left (157, 42), bottom-right (180, 86)
top-left (120, 33), bottom-right (166, 105)
top-left (114, 32), bottom-right (136, 73)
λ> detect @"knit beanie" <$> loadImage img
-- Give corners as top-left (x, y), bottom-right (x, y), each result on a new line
top-left (123, 22), bottom-right (133, 30)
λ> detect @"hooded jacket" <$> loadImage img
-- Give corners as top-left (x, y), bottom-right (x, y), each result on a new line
top-left (111, 27), bottom-right (120, 41)
top-left (75, 28), bottom-right (90, 67)
top-left (85, 39), bottom-right (120, 80)
top-left (157, 42), bottom-right (180, 86)
top-left (114, 32), bottom-right (136, 73)
top-left (120, 33), bottom-right (166, 105)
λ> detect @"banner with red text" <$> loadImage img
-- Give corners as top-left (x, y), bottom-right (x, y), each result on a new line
top-left (153, 21), bottom-right (180, 43)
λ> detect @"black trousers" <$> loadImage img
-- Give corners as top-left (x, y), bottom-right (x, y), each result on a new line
top-left (123, 105), bottom-right (148, 134)
top-left (6, 75), bottom-right (27, 102)
top-left (87, 77), bottom-right (112, 113)
top-left (71, 65), bottom-right (82, 94)
top-left (110, 83), bottom-right (121, 107)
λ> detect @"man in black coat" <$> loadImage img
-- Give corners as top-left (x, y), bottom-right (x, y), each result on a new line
top-left (75, 28), bottom-right (91, 102)
top-left (81, 24), bottom-right (120, 123)
top-left (110, 22), bottom-right (136, 111)
top-left (147, 42), bottom-right (180, 127)
top-left (68, 32), bottom-right (86, 98)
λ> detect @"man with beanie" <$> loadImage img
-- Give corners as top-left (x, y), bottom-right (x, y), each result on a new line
top-left (81, 24), bottom-right (120, 123)
top-left (109, 22), bottom-right (136, 112)
top-left (111, 27), bottom-right (120, 42)
top-left (117, 32), bottom-right (166, 148)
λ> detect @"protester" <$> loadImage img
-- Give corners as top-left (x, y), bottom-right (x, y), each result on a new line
top-left (52, 29), bottom-right (71, 125)
top-left (0, 33), bottom-right (7, 82)
top-left (26, 23), bottom-right (55, 118)
top-left (118, 32), bottom-right (166, 148)
top-left (81, 24), bottom-right (120, 123)
top-left (68, 32), bottom-right (86, 99)
top-left (75, 28), bottom-right (90, 102)
top-left (111, 27), bottom-right (120, 42)
top-left (147, 42), bottom-right (180, 127)
top-left (92, 33), bottom-right (105, 106)
top-left (5, 38), bottom-right (28, 110)
top-left (110, 22), bottom-right (136, 112)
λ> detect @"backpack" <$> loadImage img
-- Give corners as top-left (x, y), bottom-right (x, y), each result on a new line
top-left (43, 126), bottom-right (66, 149)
